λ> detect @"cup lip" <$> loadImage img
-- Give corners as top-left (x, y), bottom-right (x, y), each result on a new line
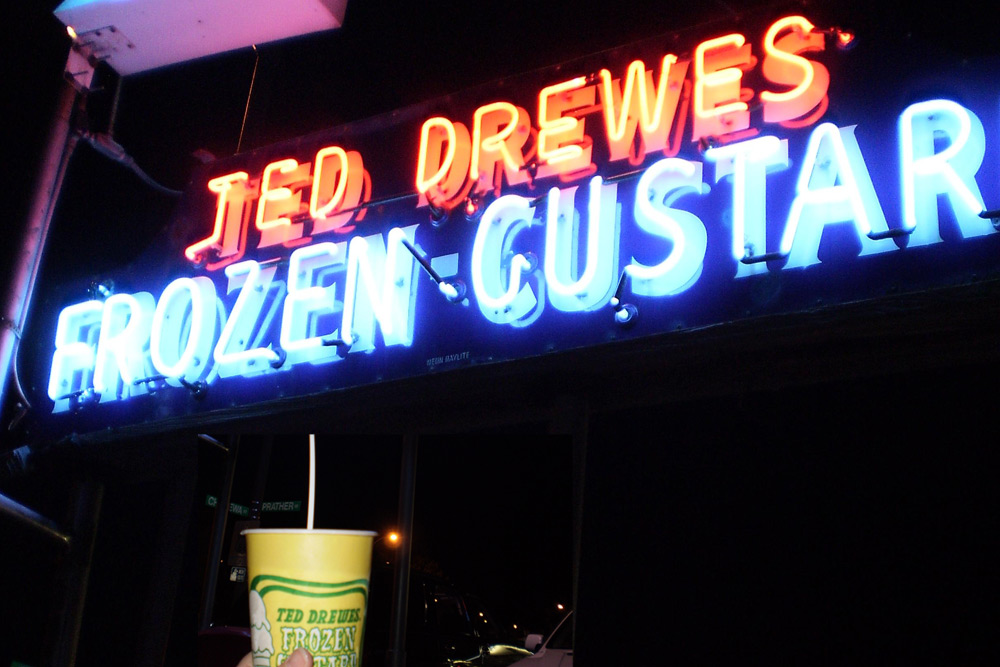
top-left (241, 528), bottom-right (378, 537)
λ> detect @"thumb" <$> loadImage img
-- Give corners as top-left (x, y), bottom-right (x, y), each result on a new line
top-left (280, 648), bottom-right (314, 667)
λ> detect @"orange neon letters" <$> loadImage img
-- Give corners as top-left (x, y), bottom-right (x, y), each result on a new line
top-left (416, 117), bottom-right (473, 207)
top-left (471, 102), bottom-right (531, 192)
top-left (599, 56), bottom-right (690, 162)
top-left (185, 172), bottom-right (250, 268)
top-left (310, 147), bottom-right (367, 235)
top-left (760, 16), bottom-right (829, 125)
top-left (255, 158), bottom-right (310, 249)
top-left (537, 77), bottom-right (595, 177)
top-left (692, 33), bottom-right (752, 142)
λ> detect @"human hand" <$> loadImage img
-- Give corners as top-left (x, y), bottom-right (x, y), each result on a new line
top-left (235, 648), bottom-right (313, 667)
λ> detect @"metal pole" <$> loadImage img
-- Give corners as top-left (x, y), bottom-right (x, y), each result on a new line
top-left (387, 435), bottom-right (417, 667)
top-left (549, 395), bottom-right (589, 639)
top-left (47, 478), bottom-right (104, 667)
top-left (0, 491), bottom-right (70, 546)
top-left (135, 438), bottom-right (198, 667)
top-left (0, 75), bottom-right (80, 417)
top-left (199, 434), bottom-right (240, 630)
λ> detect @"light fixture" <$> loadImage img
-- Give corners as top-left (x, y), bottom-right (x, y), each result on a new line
top-left (57, 386), bottom-right (99, 408)
top-left (465, 195), bottom-right (481, 221)
top-left (739, 245), bottom-right (786, 265)
top-left (697, 135), bottom-right (720, 154)
top-left (400, 238), bottom-right (466, 303)
top-left (53, 0), bottom-right (350, 76)
top-left (178, 378), bottom-right (208, 399)
top-left (978, 209), bottom-right (1000, 230)
top-left (428, 203), bottom-right (449, 227)
top-left (464, 191), bottom-right (493, 222)
top-left (834, 29), bottom-right (856, 51)
top-left (376, 530), bottom-right (402, 547)
top-left (321, 333), bottom-right (357, 354)
top-left (88, 279), bottom-right (115, 301)
top-left (811, 25), bottom-right (857, 51)
top-left (131, 373), bottom-right (207, 398)
top-left (609, 271), bottom-right (637, 326)
top-left (268, 345), bottom-right (286, 369)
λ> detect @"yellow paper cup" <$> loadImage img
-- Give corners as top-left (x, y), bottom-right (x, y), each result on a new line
top-left (243, 529), bottom-right (377, 667)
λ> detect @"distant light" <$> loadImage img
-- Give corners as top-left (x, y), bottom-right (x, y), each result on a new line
top-left (836, 29), bottom-right (856, 51)
top-left (556, 603), bottom-right (565, 611)
top-left (66, 25), bottom-right (78, 40)
top-left (513, 624), bottom-right (518, 630)
top-left (387, 531), bottom-right (400, 545)
top-left (478, 612), bottom-right (484, 617)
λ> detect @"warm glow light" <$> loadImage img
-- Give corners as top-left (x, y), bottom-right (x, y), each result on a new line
top-left (416, 119), bottom-right (473, 207)
top-left (537, 77), bottom-right (588, 165)
top-left (185, 171), bottom-right (249, 265)
top-left (66, 25), bottom-right (78, 40)
top-left (387, 531), bottom-right (400, 544)
top-left (600, 55), bottom-right (690, 162)
top-left (313, 149), bottom-right (367, 235)
top-left (472, 102), bottom-right (520, 179)
top-left (471, 102), bottom-right (529, 189)
top-left (309, 146), bottom-right (350, 219)
top-left (600, 56), bottom-right (678, 142)
top-left (256, 158), bottom-right (305, 248)
top-left (692, 33), bottom-right (751, 141)
top-left (417, 117), bottom-right (459, 194)
top-left (760, 16), bottom-right (829, 125)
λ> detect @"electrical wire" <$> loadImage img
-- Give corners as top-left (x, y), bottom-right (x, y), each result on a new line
top-left (79, 131), bottom-right (183, 196)
top-left (237, 45), bottom-right (260, 154)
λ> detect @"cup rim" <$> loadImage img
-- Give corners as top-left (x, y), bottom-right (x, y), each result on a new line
top-left (241, 528), bottom-right (378, 537)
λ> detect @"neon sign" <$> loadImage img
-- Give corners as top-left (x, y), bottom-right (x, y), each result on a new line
top-left (33, 13), bottom-right (1000, 432)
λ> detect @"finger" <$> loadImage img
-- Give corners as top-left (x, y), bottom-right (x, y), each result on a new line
top-left (280, 648), bottom-right (314, 667)
top-left (235, 652), bottom-right (254, 667)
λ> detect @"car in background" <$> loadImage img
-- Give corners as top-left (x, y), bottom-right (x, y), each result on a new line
top-left (365, 565), bottom-right (532, 667)
top-left (509, 612), bottom-right (573, 667)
